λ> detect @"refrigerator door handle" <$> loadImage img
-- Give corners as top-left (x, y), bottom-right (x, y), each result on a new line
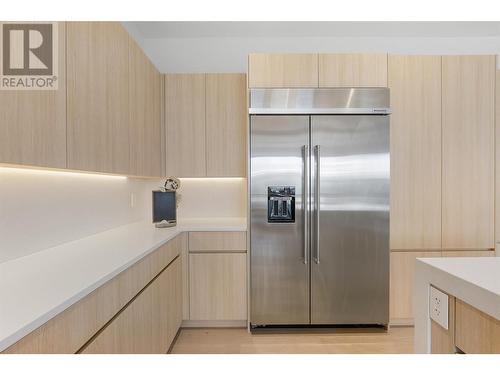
top-left (314, 145), bottom-right (320, 264)
top-left (302, 145), bottom-right (309, 265)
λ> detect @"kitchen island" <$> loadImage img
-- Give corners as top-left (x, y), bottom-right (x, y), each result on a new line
top-left (414, 256), bottom-right (500, 353)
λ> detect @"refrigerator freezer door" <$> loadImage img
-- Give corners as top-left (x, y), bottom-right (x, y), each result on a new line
top-left (250, 115), bottom-right (310, 325)
top-left (311, 115), bottom-right (390, 325)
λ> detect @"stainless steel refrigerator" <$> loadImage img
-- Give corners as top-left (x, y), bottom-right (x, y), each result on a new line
top-left (249, 88), bottom-right (390, 328)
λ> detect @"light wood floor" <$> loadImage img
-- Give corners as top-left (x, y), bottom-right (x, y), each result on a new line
top-left (171, 326), bottom-right (414, 354)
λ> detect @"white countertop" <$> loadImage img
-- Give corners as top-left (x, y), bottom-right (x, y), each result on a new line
top-left (0, 217), bottom-right (246, 352)
top-left (413, 256), bottom-right (500, 353)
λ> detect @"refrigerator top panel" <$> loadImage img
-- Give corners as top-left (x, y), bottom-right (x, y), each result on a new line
top-left (249, 88), bottom-right (390, 115)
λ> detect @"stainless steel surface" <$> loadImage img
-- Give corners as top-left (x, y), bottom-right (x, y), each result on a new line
top-left (302, 145), bottom-right (309, 265)
top-left (249, 108), bottom-right (391, 115)
top-left (314, 145), bottom-right (320, 265)
top-left (250, 115), bottom-right (310, 325)
top-left (310, 115), bottom-right (389, 325)
top-left (250, 88), bottom-right (390, 115)
top-left (250, 88), bottom-right (390, 327)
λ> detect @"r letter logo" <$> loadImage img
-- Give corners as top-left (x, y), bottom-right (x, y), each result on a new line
top-left (0, 22), bottom-right (58, 90)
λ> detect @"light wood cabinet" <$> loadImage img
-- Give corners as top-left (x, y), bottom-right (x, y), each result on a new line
top-left (164, 74), bottom-right (206, 177)
top-left (206, 74), bottom-right (247, 177)
top-left (319, 53), bottom-right (388, 87)
top-left (164, 73), bottom-right (247, 178)
top-left (67, 22), bottom-right (131, 175)
top-left (389, 55), bottom-right (442, 250)
top-left (248, 53), bottom-right (318, 88)
top-left (189, 253), bottom-right (247, 321)
top-left (389, 251), bottom-right (441, 325)
top-left (179, 233), bottom-right (190, 321)
top-left (83, 272), bottom-right (155, 354)
top-left (441, 55), bottom-right (495, 250)
top-left (128, 37), bottom-right (162, 177)
top-left (1, 21), bottom-right (164, 177)
top-left (185, 231), bottom-right (247, 325)
top-left (0, 22), bottom-right (67, 169)
top-left (455, 298), bottom-right (500, 353)
top-left (188, 231), bottom-right (247, 252)
top-left (164, 255), bottom-right (183, 347)
top-left (429, 294), bottom-right (500, 354)
top-left (83, 256), bottom-right (182, 354)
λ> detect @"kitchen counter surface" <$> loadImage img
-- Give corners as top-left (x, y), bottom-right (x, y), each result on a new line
top-left (0, 217), bottom-right (247, 352)
top-left (414, 256), bottom-right (500, 353)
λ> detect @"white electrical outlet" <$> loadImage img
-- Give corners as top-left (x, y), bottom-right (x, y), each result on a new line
top-left (429, 285), bottom-right (449, 329)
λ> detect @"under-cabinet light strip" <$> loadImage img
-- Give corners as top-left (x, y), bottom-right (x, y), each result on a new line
top-left (0, 166), bottom-right (128, 180)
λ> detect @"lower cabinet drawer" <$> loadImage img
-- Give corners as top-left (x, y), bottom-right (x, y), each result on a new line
top-left (455, 299), bottom-right (500, 354)
top-left (188, 231), bottom-right (247, 252)
top-left (82, 256), bottom-right (182, 354)
top-left (189, 253), bottom-right (247, 321)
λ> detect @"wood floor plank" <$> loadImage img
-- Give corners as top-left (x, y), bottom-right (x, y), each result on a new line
top-left (171, 327), bottom-right (414, 354)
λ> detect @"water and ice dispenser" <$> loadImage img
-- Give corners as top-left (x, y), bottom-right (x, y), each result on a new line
top-left (267, 186), bottom-right (295, 223)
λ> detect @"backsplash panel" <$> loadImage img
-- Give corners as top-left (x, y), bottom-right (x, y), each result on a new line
top-left (0, 168), bottom-right (246, 263)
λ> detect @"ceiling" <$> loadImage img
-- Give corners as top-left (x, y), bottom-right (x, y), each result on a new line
top-left (129, 21), bottom-right (500, 39)
top-left (123, 21), bottom-right (500, 73)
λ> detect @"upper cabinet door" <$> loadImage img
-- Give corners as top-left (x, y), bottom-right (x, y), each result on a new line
top-left (319, 54), bottom-right (388, 87)
top-left (442, 55), bottom-right (495, 249)
top-left (165, 74), bottom-right (206, 177)
top-left (389, 55), bottom-right (442, 250)
top-left (67, 22), bottom-right (130, 175)
top-left (248, 54), bottom-right (318, 88)
top-left (129, 38), bottom-right (162, 178)
top-left (0, 22), bottom-right (66, 169)
top-left (206, 74), bottom-right (247, 177)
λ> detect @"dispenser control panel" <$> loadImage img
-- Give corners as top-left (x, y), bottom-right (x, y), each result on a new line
top-left (267, 186), bottom-right (295, 223)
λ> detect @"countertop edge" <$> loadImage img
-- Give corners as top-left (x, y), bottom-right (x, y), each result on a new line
top-left (416, 258), bottom-right (500, 320)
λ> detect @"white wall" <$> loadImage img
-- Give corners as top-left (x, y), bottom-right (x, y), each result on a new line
top-left (136, 177), bottom-right (247, 220)
top-left (0, 167), bottom-right (246, 263)
top-left (176, 178), bottom-right (246, 219)
top-left (138, 36), bottom-right (500, 73)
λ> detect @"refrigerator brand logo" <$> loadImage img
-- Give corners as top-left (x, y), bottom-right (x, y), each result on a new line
top-left (0, 22), bottom-right (58, 90)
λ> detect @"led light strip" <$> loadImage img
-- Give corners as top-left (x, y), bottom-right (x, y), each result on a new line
top-left (0, 166), bottom-right (128, 180)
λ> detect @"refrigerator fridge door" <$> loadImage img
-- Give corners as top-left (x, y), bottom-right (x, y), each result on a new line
top-left (310, 115), bottom-right (390, 325)
top-left (250, 115), bottom-right (310, 325)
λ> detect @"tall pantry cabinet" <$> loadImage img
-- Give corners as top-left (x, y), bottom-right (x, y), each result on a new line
top-left (441, 55), bottom-right (495, 250)
top-left (389, 55), bottom-right (443, 251)
top-left (389, 54), bottom-right (496, 325)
